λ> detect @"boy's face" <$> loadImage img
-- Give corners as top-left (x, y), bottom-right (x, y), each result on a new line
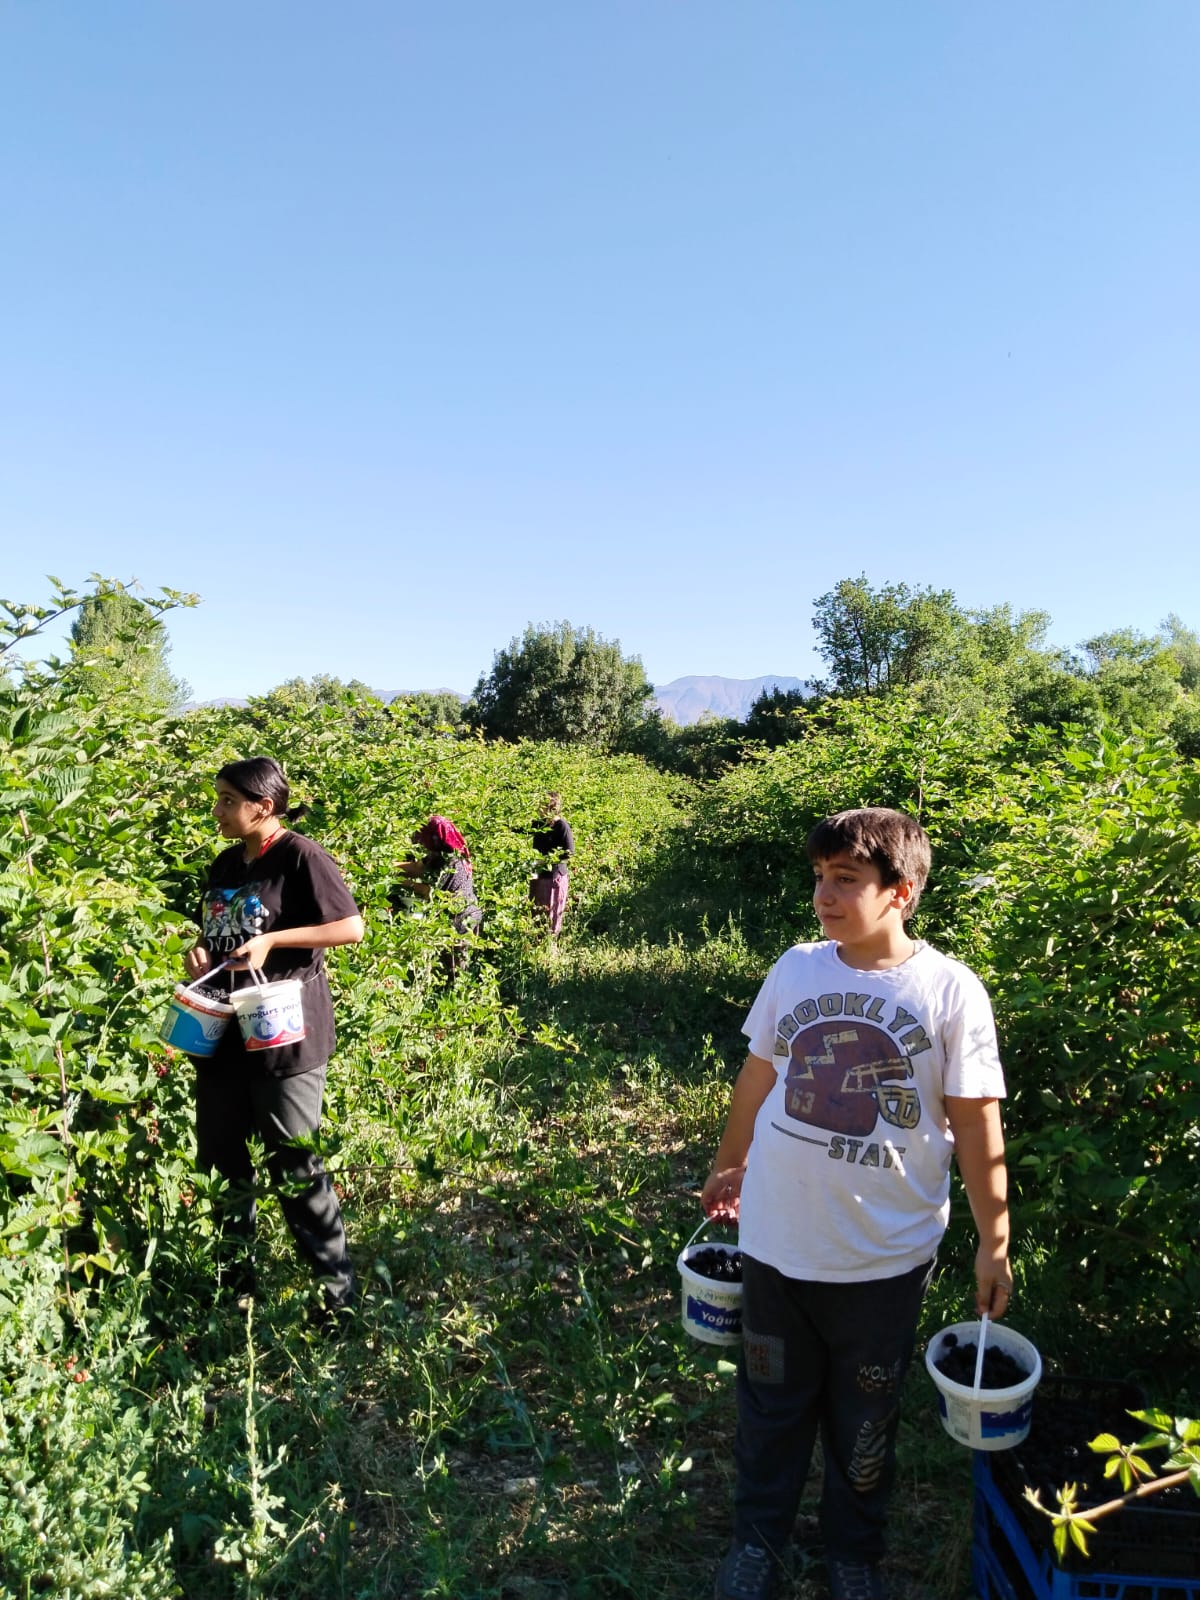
top-left (811, 851), bottom-right (913, 948)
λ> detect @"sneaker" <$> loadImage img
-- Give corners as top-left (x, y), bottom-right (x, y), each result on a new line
top-left (827, 1558), bottom-right (886, 1600)
top-left (714, 1540), bottom-right (786, 1600)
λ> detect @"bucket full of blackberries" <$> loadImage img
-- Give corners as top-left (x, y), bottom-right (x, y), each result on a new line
top-left (677, 1222), bottom-right (743, 1346)
top-left (926, 1320), bottom-right (1043, 1450)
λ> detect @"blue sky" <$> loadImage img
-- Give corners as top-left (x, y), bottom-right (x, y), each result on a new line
top-left (2, 3), bottom-right (1197, 701)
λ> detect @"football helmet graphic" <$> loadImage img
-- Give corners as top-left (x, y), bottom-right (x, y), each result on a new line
top-left (784, 1021), bottom-right (919, 1136)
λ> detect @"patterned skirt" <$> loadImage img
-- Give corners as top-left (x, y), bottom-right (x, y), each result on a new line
top-left (530, 869), bottom-right (569, 934)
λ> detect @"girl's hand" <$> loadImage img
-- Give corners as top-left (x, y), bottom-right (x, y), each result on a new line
top-left (183, 945), bottom-right (212, 980)
top-left (701, 1165), bottom-right (746, 1222)
top-left (229, 933), bottom-right (276, 970)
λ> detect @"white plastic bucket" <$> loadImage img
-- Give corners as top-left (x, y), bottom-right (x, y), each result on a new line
top-left (677, 1220), bottom-right (743, 1347)
top-left (925, 1320), bottom-right (1042, 1451)
top-left (229, 972), bottom-right (306, 1052)
top-left (159, 979), bottom-right (234, 1058)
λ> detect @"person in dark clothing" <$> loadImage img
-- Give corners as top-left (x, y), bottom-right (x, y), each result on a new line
top-left (183, 756), bottom-right (364, 1315)
top-left (530, 792), bottom-right (573, 937)
top-left (396, 814), bottom-right (482, 977)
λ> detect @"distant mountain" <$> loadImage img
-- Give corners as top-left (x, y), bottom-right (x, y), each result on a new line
top-left (189, 679), bottom-right (808, 725)
top-left (652, 675), bottom-right (812, 726)
top-left (373, 688), bottom-right (466, 704)
top-left (186, 688), bottom-right (465, 711)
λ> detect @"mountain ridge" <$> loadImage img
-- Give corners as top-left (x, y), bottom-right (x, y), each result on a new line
top-left (187, 675), bottom-right (813, 724)
top-left (651, 674), bottom-right (811, 725)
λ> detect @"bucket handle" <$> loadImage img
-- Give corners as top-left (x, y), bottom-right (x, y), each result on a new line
top-left (180, 959), bottom-right (273, 996)
top-left (682, 1216), bottom-right (734, 1254)
top-left (180, 960), bottom-right (231, 993)
top-left (220, 966), bottom-right (270, 992)
top-left (972, 1311), bottom-right (990, 1397)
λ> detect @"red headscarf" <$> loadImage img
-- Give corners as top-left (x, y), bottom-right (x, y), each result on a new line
top-left (414, 815), bottom-right (471, 861)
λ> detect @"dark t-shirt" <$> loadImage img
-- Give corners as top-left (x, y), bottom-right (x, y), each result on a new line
top-left (196, 831), bottom-right (360, 1076)
top-left (532, 817), bottom-right (574, 879)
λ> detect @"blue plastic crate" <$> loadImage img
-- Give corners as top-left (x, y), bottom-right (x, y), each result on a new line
top-left (974, 1455), bottom-right (1200, 1600)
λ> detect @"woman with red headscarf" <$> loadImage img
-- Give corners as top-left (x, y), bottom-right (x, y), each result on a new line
top-left (395, 815), bottom-right (482, 977)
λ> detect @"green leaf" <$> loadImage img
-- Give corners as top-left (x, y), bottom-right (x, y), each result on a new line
top-left (1068, 1517), bottom-right (1096, 1554)
top-left (1132, 1408), bottom-right (1175, 1432)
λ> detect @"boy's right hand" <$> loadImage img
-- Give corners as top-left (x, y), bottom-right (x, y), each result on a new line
top-left (701, 1164), bottom-right (745, 1221)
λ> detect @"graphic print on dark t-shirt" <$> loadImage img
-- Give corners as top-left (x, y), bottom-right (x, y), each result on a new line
top-left (776, 990), bottom-right (932, 1138)
top-left (204, 882), bottom-right (270, 956)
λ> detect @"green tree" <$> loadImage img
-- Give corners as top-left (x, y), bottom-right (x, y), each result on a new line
top-left (928, 603), bottom-right (1098, 730)
top-left (811, 575), bottom-right (962, 696)
top-left (623, 706), bottom-right (743, 777)
top-left (69, 584), bottom-right (189, 711)
top-left (810, 578), bottom-right (1108, 735)
top-left (1066, 617), bottom-right (1200, 754)
top-left (469, 621), bottom-right (654, 748)
top-left (742, 685), bottom-right (817, 746)
top-left (263, 673), bottom-right (376, 707)
top-left (1162, 613), bottom-right (1200, 692)
top-left (1077, 628), bottom-right (1183, 734)
top-left (392, 689), bottom-right (465, 732)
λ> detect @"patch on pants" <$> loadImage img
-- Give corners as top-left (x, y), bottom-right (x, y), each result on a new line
top-left (856, 1356), bottom-right (902, 1396)
top-left (742, 1329), bottom-right (786, 1384)
top-left (848, 1411), bottom-right (895, 1493)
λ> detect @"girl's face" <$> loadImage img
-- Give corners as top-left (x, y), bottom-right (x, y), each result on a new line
top-left (213, 779), bottom-right (271, 840)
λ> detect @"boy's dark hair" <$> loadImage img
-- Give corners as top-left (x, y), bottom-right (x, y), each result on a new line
top-left (806, 807), bottom-right (931, 921)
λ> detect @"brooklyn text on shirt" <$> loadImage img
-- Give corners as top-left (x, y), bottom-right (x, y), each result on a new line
top-left (773, 991), bottom-right (933, 1059)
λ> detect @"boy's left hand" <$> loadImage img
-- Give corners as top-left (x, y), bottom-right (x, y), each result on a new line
top-left (974, 1244), bottom-right (1014, 1319)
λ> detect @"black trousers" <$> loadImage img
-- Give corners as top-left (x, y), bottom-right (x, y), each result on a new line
top-left (194, 1058), bottom-right (355, 1309)
top-left (733, 1254), bottom-right (935, 1564)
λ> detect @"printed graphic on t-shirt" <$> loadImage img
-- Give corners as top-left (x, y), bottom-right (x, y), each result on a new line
top-left (204, 883), bottom-right (269, 955)
top-left (774, 986), bottom-right (932, 1144)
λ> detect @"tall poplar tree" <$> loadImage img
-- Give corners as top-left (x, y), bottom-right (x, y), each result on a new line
top-left (69, 586), bottom-right (189, 711)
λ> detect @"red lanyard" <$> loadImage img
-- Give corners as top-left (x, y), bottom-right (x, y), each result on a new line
top-left (256, 828), bottom-right (284, 859)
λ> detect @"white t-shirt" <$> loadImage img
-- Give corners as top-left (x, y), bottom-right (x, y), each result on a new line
top-left (738, 940), bottom-right (1005, 1283)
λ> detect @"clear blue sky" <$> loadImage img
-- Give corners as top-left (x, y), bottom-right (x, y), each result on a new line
top-left (2, 2), bottom-right (1197, 701)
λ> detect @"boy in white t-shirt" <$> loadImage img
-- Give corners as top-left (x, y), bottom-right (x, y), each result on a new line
top-left (701, 808), bottom-right (1011, 1600)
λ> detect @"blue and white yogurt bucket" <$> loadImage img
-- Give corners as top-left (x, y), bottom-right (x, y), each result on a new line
top-left (925, 1320), bottom-right (1042, 1451)
top-left (159, 980), bottom-right (234, 1058)
top-left (677, 1220), bottom-right (743, 1347)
